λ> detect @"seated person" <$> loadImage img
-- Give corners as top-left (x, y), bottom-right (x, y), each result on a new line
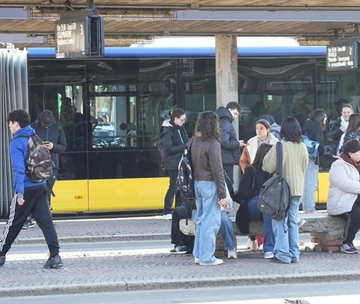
top-left (327, 140), bottom-right (360, 254)
top-left (233, 143), bottom-right (275, 259)
top-left (170, 207), bottom-right (237, 259)
top-left (171, 172), bottom-right (237, 259)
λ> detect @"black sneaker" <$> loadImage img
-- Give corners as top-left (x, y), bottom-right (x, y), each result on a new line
top-left (0, 256), bottom-right (5, 266)
top-left (341, 243), bottom-right (358, 254)
top-left (170, 245), bottom-right (188, 253)
top-left (22, 220), bottom-right (34, 229)
top-left (44, 255), bottom-right (63, 269)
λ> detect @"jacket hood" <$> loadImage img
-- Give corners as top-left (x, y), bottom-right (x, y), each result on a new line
top-left (258, 114), bottom-right (275, 125)
top-left (160, 119), bottom-right (174, 134)
top-left (161, 119), bottom-right (172, 127)
top-left (13, 125), bottom-right (35, 138)
top-left (215, 106), bottom-right (233, 121)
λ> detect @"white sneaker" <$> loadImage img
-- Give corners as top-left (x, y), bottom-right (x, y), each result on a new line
top-left (249, 240), bottom-right (258, 251)
top-left (297, 219), bottom-right (306, 229)
top-left (162, 214), bottom-right (172, 220)
top-left (227, 249), bottom-right (237, 259)
top-left (199, 259), bottom-right (223, 266)
top-left (264, 252), bottom-right (274, 259)
top-left (194, 257), bottom-right (200, 264)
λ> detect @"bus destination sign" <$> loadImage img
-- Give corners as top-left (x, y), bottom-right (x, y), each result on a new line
top-left (326, 40), bottom-right (358, 72)
top-left (55, 18), bottom-right (87, 59)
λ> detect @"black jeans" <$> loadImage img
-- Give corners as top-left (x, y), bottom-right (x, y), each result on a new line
top-left (171, 205), bottom-right (194, 249)
top-left (164, 169), bottom-right (181, 215)
top-left (337, 199), bottom-right (360, 244)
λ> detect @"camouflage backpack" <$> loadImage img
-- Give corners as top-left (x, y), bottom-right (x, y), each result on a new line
top-left (18, 134), bottom-right (54, 182)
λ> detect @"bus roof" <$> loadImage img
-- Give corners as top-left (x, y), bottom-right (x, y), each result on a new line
top-left (28, 46), bottom-right (327, 59)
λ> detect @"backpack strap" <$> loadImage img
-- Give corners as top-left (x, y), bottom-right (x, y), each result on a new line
top-left (276, 142), bottom-right (283, 176)
top-left (249, 165), bottom-right (256, 190)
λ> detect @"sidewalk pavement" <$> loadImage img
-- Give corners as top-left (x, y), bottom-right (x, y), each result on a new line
top-left (1, 215), bottom-right (360, 297)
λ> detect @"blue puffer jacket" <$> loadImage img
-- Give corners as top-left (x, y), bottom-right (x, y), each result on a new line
top-left (11, 125), bottom-right (46, 196)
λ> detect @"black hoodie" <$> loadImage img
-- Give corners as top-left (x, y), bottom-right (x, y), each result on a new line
top-left (31, 116), bottom-right (67, 170)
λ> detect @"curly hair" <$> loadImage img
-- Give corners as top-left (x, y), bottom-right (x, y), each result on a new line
top-left (7, 109), bottom-right (30, 128)
top-left (195, 111), bottom-right (221, 142)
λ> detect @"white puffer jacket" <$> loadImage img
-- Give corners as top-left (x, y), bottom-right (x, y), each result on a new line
top-left (327, 158), bottom-right (360, 215)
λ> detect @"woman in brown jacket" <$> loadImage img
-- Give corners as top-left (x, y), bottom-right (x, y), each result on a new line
top-left (191, 111), bottom-right (227, 266)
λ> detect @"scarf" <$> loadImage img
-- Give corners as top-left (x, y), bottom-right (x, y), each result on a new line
top-left (340, 152), bottom-right (360, 172)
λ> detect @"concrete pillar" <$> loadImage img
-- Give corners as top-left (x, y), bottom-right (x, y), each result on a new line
top-left (215, 35), bottom-right (240, 197)
top-left (215, 35), bottom-right (238, 106)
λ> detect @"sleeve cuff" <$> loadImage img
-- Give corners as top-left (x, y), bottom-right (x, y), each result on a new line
top-left (16, 193), bottom-right (24, 199)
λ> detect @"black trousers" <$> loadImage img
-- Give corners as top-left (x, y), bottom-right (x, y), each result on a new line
top-left (164, 169), bottom-right (181, 215)
top-left (171, 206), bottom-right (194, 248)
top-left (0, 185), bottom-right (60, 257)
top-left (46, 170), bottom-right (57, 207)
top-left (337, 199), bottom-right (360, 244)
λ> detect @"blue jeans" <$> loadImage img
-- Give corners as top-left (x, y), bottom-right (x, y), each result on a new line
top-left (248, 195), bottom-right (275, 253)
top-left (302, 157), bottom-right (318, 212)
top-left (193, 181), bottom-right (221, 263)
top-left (272, 197), bottom-right (301, 263)
top-left (219, 211), bottom-right (235, 250)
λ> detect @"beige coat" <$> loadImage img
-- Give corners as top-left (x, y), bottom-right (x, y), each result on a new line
top-left (327, 158), bottom-right (360, 215)
top-left (262, 140), bottom-right (308, 196)
top-left (240, 134), bottom-right (278, 173)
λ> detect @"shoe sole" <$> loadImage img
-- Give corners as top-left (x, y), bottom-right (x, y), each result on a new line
top-left (199, 262), bottom-right (223, 266)
top-left (341, 249), bottom-right (358, 254)
top-left (270, 257), bottom-right (291, 264)
top-left (44, 264), bottom-right (63, 269)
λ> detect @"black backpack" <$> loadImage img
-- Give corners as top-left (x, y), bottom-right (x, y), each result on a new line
top-left (17, 134), bottom-right (54, 182)
top-left (157, 137), bottom-right (165, 171)
top-left (176, 137), bottom-right (195, 221)
top-left (257, 142), bottom-right (290, 221)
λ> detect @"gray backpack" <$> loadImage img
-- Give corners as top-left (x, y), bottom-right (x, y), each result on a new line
top-left (257, 142), bottom-right (290, 221)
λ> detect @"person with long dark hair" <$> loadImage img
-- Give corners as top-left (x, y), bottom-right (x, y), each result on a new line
top-left (343, 113), bottom-right (360, 145)
top-left (160, 108), bottom-right (189, 220)
top-left (302, 109), bottom-right (327, 213)
top-left (191, 111), bottom-right (227, 266)
top-left (263, 117), bottom-right (308, 264)
top-left (234, 143), bottom-right (275, 259)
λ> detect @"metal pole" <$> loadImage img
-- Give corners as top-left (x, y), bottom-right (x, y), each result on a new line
top-left (87, 0), bottom-right (94, 10)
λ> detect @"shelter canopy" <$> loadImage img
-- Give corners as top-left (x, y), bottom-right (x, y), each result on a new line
top-left (1, 0), bottom-right (360, 48)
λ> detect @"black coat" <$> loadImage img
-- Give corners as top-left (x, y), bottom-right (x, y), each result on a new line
top-left (215, 106), bottom-right (240, 165)
top-left (304, 119), bottom-right (325, 157)
top-left (31, 119), bottom-right (67, 170)
top-left (233, 165), bottom-right (272, 234)
top-left (160, 120), bottom-right (189, 171)
top-left (327, 117), bottom-right (343, 144)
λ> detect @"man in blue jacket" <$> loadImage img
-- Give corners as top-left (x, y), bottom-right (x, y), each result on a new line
top-left (215, 102), bottom-right (244, 183)
top-left (0, 109), bottom-right (62, 269)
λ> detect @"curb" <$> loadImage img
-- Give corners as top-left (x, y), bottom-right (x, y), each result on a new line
top-left (1, 271), bottom-right (360, 297)
top-left (14, 233), bottom-right (171, 244)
